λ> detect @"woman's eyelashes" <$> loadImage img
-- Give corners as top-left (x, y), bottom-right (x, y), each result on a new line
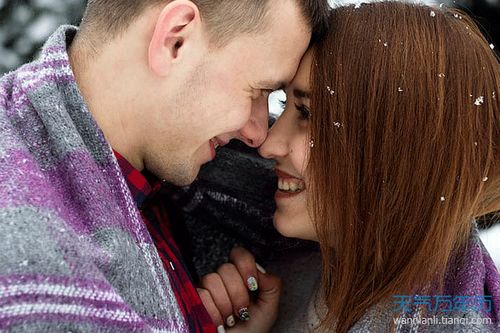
top-left (296, 104), bottom-right (311, 120)
top-left (278, 99), bottom-right (311, 120)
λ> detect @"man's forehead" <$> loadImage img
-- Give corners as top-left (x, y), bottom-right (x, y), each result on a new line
top-left (257, 56), bottom-right (303, 88)
top-left (252, 0), bottom-right (311, 72)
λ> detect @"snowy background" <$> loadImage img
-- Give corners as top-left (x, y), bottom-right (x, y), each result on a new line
top-left (0, 0), bottom-right (499, 269)
top-left (0, 0), bottom-right (85, 74)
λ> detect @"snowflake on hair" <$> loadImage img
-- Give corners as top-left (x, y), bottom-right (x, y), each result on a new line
top-left (474, 96), bottom-right (484, 106)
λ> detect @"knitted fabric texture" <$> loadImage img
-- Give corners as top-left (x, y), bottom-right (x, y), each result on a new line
top-left (0, 26), bottom-right (187, 332)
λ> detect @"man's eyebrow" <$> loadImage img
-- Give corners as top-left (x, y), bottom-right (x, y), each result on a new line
top-left (258, 80), bottom-right (287, 91)
top-left (293, 88), bottom-right (311, 99)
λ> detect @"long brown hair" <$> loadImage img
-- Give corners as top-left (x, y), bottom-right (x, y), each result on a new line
top-left (308, 3), bottom-right (500, 332)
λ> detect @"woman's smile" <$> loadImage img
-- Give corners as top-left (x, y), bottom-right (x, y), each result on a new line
top-left (275, 168), bottom-right (306, 199)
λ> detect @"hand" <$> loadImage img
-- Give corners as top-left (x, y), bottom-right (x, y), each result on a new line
top-left (198, 247), bottom-right (282, 333)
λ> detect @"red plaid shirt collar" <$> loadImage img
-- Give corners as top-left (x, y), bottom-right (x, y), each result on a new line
top-left (112, 150), bottom-right (216, 333)
top-left (113, 150), bottom-right (162, 207)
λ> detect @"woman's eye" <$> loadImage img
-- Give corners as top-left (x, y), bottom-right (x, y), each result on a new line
top-left (278, 99), bottom-right (310, 120)
top-left (296, 104), bottom-right (311, 120)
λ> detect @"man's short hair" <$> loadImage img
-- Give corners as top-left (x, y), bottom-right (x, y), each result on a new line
top-left (80, 0), bottom-right (329, 46)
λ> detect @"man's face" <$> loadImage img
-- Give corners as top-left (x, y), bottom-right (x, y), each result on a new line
top-left (145, 0), bottom-right (311, 185)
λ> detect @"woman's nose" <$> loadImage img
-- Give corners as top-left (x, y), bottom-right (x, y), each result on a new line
top-left (258, 118), bottom-right (289, 159)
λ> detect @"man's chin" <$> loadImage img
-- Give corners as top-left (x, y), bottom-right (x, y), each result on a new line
top-left (172, 177), bottom-right (197, 187)
top-left (162, 166), bottom-right (200, 187)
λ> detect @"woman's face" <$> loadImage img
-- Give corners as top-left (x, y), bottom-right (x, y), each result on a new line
top-left (259, 50), bottom-right (317, 241)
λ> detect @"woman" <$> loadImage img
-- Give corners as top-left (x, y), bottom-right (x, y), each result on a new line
top-left (199, 2), bottom-right (500, 332)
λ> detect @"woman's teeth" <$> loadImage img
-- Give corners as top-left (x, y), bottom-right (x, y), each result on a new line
top-left (278, 178), bottom-right (305, 193)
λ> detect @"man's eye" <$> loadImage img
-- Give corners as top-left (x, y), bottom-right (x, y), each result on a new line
top-left (262, 89), bottom-right (274, 98)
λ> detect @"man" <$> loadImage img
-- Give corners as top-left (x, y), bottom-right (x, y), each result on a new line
top-left (0, 0), bottom-right (329, 332)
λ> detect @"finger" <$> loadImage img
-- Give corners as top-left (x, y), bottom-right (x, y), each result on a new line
top-left (229, 247), bottom-right (259, 292)
top-left (256, 262), bottom-right (267, 274)
top-left (197, 288), bottom-right (224, 328)
top-left (217, 263), bottom-right (251, 321)
top-left (253, 270), bottom-right (282, 321)
top-left (200, 273), bottom-right (236, 328)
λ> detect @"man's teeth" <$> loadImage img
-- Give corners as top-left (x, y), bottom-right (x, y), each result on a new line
top-left (278, 178), bottom-right (305, 193)
top-left (211, 138), bottom-right (220, 149)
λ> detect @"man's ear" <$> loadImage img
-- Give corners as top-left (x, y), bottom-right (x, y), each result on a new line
top-left (148, 0), bottom-right (200, 76)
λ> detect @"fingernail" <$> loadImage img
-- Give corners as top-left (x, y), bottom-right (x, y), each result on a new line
top-left (217, 325), bottom-right (226, 333)
top-left (238, 307), bottom-right (250, 321)
top-left (226, 315), bottom-right (236, 327)
top-left (256, 263), bottom-right (267, 274)
top-left (247, 276), bottom-right (258, 291)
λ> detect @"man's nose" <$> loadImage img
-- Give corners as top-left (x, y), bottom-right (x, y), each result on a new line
top-left (238, 118), bottom-right (268, 147)
top-left (238, 97), bottom-right (269, 148)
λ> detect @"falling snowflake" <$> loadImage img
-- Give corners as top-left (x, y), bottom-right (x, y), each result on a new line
top-left (482, 177), bottom-right (489, 182)
top-left (490, 44), bottom-right (495, 50)
top-left (474, 96), bottom-right (484, 106)
top-left (383, 42), bottom-right (388, 47)
top-left (333, 122), bottom-right (342, 128)
top-left (437, 73), bottom-right (446, 78)
top-left (309, 140), bottom-right (315, 148)
top-left (326, 86), bottom-right (335, 95)
top-left (430, 11), bottom-right (436, 17)
top-left (398, 87), bottom-right (404, 92)
top-left (440, 197), bottom-right (446, 202)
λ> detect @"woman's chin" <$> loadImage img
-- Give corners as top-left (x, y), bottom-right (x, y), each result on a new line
top-left (273, 213), bottom-right (316, 241)
top-left (273, 219), bottom-right (297, 239)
